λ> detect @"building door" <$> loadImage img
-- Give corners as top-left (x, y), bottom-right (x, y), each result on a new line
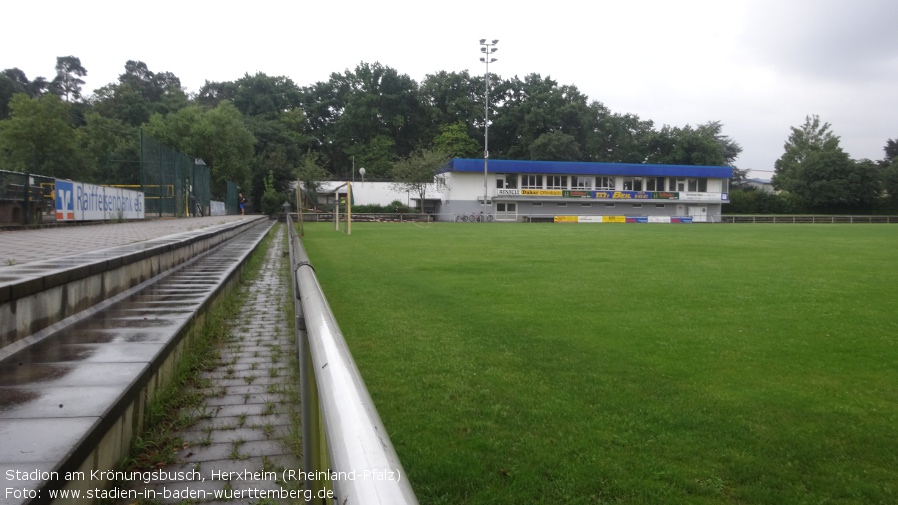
top-left (496, 202), bottom-right (517, 221)
top-left (688, 205), bottom-right (708, 222)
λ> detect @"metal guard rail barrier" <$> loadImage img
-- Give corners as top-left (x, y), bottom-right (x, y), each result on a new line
top-left (720, 214), bottom-right (898, 223)
top-left (287, 213), bottom-right (419, 505)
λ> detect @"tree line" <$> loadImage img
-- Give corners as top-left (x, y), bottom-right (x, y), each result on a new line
top-left (1, 56), bottom-right (896, 213)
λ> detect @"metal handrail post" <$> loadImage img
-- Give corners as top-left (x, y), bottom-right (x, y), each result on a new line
top-left (286, 214), bottom-right (418, 505)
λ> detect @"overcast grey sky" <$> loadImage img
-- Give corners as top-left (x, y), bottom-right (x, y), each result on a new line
top-left (3, 0), bottom-right (896, 178)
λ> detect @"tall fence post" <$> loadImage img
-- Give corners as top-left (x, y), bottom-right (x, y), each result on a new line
top-left (22, 173), bottom-right (31, 225)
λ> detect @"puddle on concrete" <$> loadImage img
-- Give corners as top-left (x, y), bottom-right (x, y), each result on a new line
top-left (117, 301), bottom-right (197, 310)
top-left (101, 309), bottom-right (193, 319)
top-left (0, 363), bottom-right (73, 384)
top-left (77, 318), bottom-right (177, 330)
top-left (125, 294), bottom-right (205, 304)
top-left (52, 331), bottom-right (116, 345)
top-left (0, 388), bottom-right (41, 411)
top-left (122, 333), bottom-right (168, 343)
top-left (13, 343), bottom-right (96, 364)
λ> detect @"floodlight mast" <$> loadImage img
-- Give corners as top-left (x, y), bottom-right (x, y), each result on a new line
top-left (479, 39), bottom-right (498, 212)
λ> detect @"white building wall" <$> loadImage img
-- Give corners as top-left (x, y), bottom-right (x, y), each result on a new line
top-left (436, 172), bottom-right (729, 222)
top-left (317, 181), bottom-right (441, 207)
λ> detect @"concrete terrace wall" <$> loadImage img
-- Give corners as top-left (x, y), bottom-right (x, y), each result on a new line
top-left (0, 217), bottom-right (267, 352)
top-left (0, 218), bottom-right (274, 504)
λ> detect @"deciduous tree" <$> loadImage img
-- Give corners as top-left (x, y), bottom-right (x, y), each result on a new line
top-left (92, 60), bottom-right (187, 126)
top-left (0, 94), bottom-right (90, 178)
top-left (143, 101), bottom-right (254, 197)
top-left (390, 148), bottom-right (448, 212)
top-left (433, 122), bottom-right (480, 158)
top-left (772, 115), bottom-right (841, 191)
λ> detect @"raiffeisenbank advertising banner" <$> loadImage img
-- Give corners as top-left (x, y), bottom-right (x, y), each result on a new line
top-left (55, 179), bottom-right (145, 221)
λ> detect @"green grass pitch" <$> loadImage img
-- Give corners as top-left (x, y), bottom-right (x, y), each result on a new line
top-left (300, 222), bottom-right (898, 505)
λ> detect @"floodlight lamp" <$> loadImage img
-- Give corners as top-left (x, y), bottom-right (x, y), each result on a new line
top-left (480, 38), bottom-right (486, 44)
top-left (491, 58), bottom-right (497, 63)
top-left (481, 47), bottom-right (487, 53)
top-left (492, 39), bottom-right (499, 44)
top-left (490, 47), bottom-right (497, 53)
top-left (480, 57), bottom-right (485, 62)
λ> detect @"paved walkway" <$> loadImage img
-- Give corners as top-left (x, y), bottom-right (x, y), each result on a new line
top-left (127, 224), bottom-right (302, 504)
top-left (0, 216), bottom-right (252, 267)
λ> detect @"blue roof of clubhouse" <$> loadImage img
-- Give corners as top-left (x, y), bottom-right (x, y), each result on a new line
top-left (442, 158), bottom-right (733, 178)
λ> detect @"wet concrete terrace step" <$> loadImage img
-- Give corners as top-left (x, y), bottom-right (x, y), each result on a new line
top-left (0, 217), bottom-right (268, 351)
top-left (0, 218), bottom-right (275, 505)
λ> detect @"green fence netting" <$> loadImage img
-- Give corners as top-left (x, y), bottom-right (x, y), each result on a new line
top-left (139, 131), bottom-right (216, 217)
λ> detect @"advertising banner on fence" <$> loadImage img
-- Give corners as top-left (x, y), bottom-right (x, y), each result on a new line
top-left (497, 189), bottom-right (682, 200)
top-left (550, 215), bottom-right (693, 224)
top-left (210, 201), bottom-right (226, 216)
top-left (55, 179), bottom-right (145, 221)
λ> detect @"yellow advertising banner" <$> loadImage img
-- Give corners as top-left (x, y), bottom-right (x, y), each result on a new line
top-left (604, 215), bottom-right (626, 223)
top-left (554, 215), bottom-right (579, 223)
top-left (521, 189), bottom-right (563, 196)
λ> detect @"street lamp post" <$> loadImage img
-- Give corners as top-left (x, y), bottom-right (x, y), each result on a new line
top-left (480, 38), bottom-right (498, 211)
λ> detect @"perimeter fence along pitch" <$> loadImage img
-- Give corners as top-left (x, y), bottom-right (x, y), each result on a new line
top-left (299, 222), bottom-right (898, 505)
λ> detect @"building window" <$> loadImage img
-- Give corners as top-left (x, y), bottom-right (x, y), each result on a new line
top-left (605, 203), bottom-right (615, 208)
top-left (581, 202), bottom-right (591, 207)
top-left (497, 203), bottom-right (517, 212)
top-left (499, 174), bottom-right (518, 189)
top-left (646, 177), bottom-right (665, 191)
top-left (522, 174), bottom-right (543, 189)
top-left (532, 202), bottom-right (543, 207)
top-left (623, 177), bottom-right (643, 191)
top-left (683, 178), bottom-right (708, 192)
top-left (655, 204), bottom-right (665, 208)
top-left (557, 202), bottom-right (567, 207)
top-left (595, 176), bottom-right (614, 190)
top-left (672, 178), bottom-right (686, 191)
top-left (633, 203), bottom-right (643, 208)
top-left (496, 174), bottom-right (518, 189)
top-left (546, 175), bottom-right (568, 189)
top-left (574, 176), bottom-right (592, 189)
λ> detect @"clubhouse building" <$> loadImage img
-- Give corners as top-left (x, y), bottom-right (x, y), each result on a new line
top-left (427, 158), bottom-right (733, 223)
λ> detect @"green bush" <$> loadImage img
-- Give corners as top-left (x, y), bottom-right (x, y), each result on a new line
top-left (727, 188), bottom-right (806, 214)
top-left (260, 171), bottom-right (285, 215)
top-left (351, 200), bottom-right (416, 214)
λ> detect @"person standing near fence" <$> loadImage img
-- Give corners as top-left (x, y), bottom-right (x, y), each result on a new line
top-left (239, 193), bottom-right (246, 215)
